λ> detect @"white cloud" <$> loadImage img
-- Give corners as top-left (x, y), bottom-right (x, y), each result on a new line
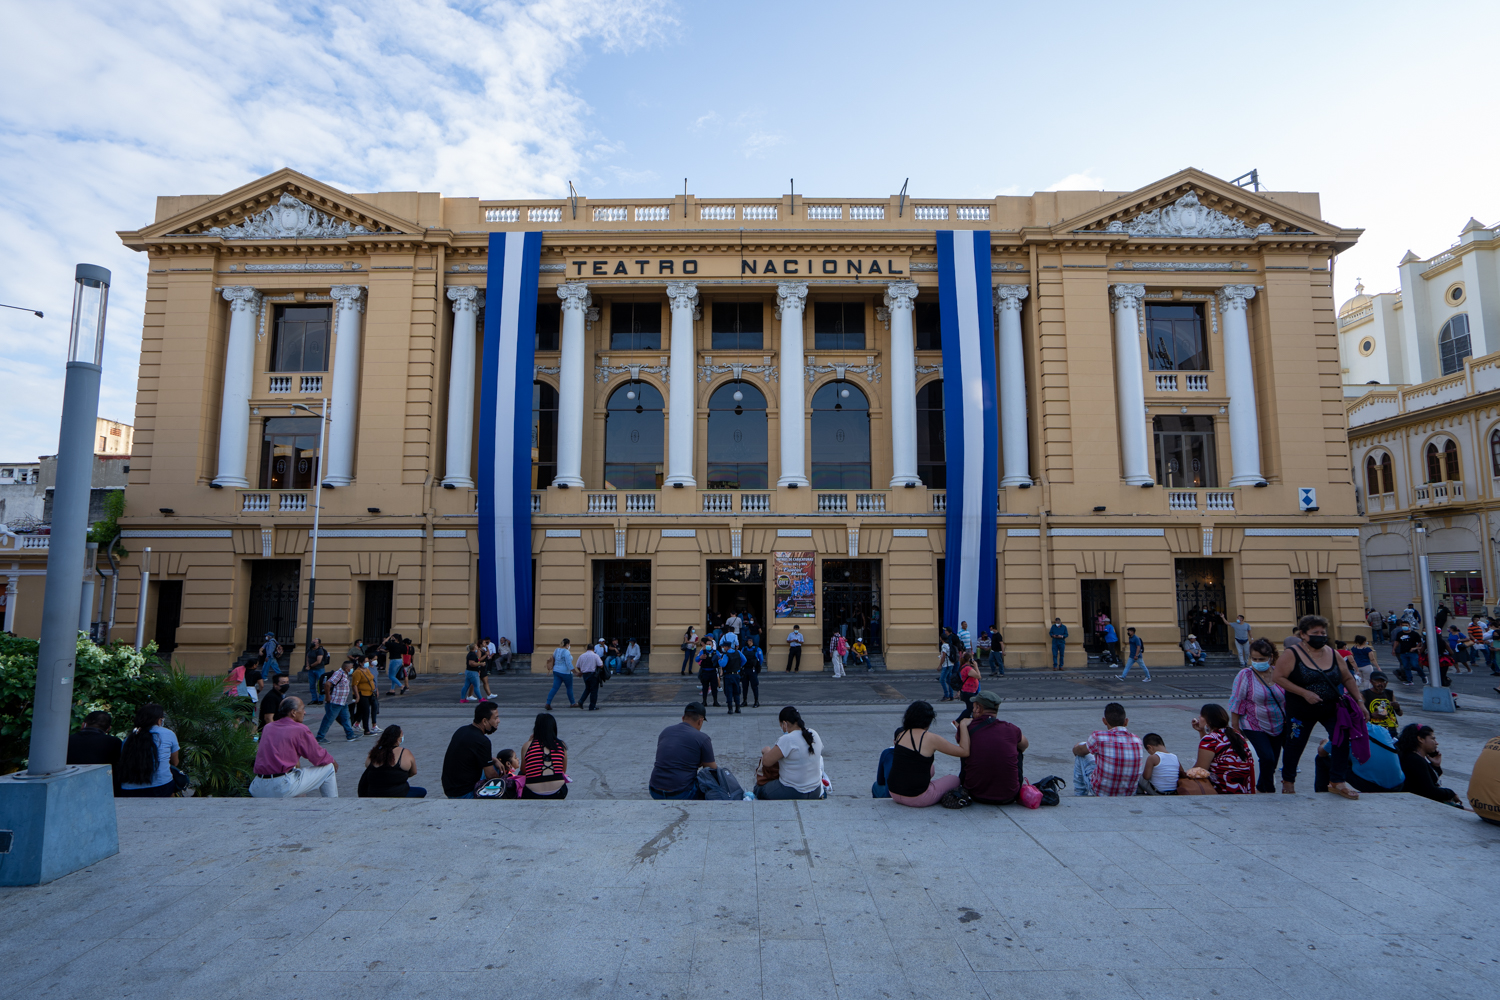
top-left (741, 131), bottom-right (786, 159)
top-left (0, 0), bottom-right (673, 460)
top-left (1044, 171), bottom-right (1106, 192)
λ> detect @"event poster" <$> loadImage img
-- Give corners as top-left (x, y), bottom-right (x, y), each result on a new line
top-left (773, 551), bottom-right (816, 618)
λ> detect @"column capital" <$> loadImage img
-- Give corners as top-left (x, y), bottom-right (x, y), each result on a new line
top-left (883, 280), bottom-right (919, 312)
top-left (557, 282), bottom-right (591, 314)
top-left (446, 284), bottom-right (483, 314)
top-left (330, 285), bottom-right (367, 314)
top-left (1109, 283), bottom-right (1146, 313)
top-left (220, 285), bottom-right (263, 316)
top-left (665, 281), bottom-right (699, 312)
top-left (775, 281), bottom-right (809, 317)
top-left (1216, 284), bottom-right (1259, 314)
top-left (994, 283), bottom-right (1029, 313)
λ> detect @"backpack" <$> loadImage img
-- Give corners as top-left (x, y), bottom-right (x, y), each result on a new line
top-left (871, 747), bottom-right (894, 798)
top-left (696, 765), bottom-right (745, 801)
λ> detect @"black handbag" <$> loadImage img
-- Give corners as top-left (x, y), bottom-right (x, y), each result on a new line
top-left (169, 765), bottom-right (191, 793)
top-left (1033, 775), bottom-right (1064, 807)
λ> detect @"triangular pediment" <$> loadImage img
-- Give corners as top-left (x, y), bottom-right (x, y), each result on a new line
top-left (127, 169), bottom-right (422, 243)
top-left (1053, 168), bottom-right (1342, 240)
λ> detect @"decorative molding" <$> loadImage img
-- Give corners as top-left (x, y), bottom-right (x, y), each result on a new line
top-left (1109, 283), bottom-right (1147, 313)
top-left (777, 528), bottom-right (812, 537)
top-left (698, 358), bottom-right (779, 384)
top-left (545, 529), bottom-right (582, 538)
top-left (909, 262), bottom-right (939, 272)
top-left (915, 362), bottom-right (943, 378)
top-left (194, 194), bottom-right (375, 240)
top-left (557, 282), bottom-right (591, 314)
top-left (243, 261), bottom-right (352, 272)
top-left (1100, 191), bottom-right (1277, 239)
top-left (329, 285), bottom-right (367, 314)
top-left (121, 530), bottom-right (234, 538)
top-left (660, 528), bottom-right (696, 538)
top-left (1216, 284), bottom-right (1258, 315)
top-left (806, 355), bottom-right (882, 385)
top-left (892, 528), bottom-right (928, 537)
top-left (991, 262), bottom-right (1026, 272)
top-left (775, 281), bottom-right (808, 318)
top-left (446, 284), bottom-right (483, 315)
top-left (1114, 261), bottom-right (1247, 272)
top-left (730, 527), bottom-right (742, 558)
top-left (220, 286), bottom-right (263, 327)
top-left (883, 281), bottom-right (919, 314)
top-left (1244, 528), bottom-right (1360, 537)
top-left (1005, 528), bottom-right (1040, 537)
top-left (993, 284), bottom-right (1028, 314)
top-left (260, 528), bottom-right (273, 558)
top-left (847, 527), bottom-right (860, 558)
top-left (434, 529), bottom-right (468, 538)
top-left (615, 528), bottom-right (626, 558)
top-left (539, 263), bottom-right (565, 273)
top-left (1202, 525), bottom-right (1214, 557)
top-left (1048, 527), bottom-right (1165, 537)
top-left (597, 360), bottom-right (670, 384)
top-left (534, 364), bottom-right (561, 378)
top-left (666, 281), bottom-right (699, 315)
top-left (875, 306), bottom-right (890, 331)
top-left (310, 528), bottom-right (424, 538)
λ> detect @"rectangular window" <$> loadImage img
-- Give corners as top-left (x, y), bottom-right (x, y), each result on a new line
top-left (609, 302), bottom-right (662, 351)
top-left (915, 302), bottom-right (942, 351)
top-left (535, 302), bottom-right (560, 352)
top-left (711, 301), bottom-right (764, 351)
top-left (1145, 303), bottom-right (1208, 372)
top-left (259, 416), bottom-right (322, 489)
top-left (813, 302), bottom-right (866, 351)
top-left (1153, 415), bottom-right (1218, 487)
top-left (270, 306), bottom-right (331, 373)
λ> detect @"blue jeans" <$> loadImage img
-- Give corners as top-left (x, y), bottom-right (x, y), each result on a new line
top-left (939, 669), bottom-right (954, 699)
top-left (316, 702), bottom-right (356, 740)
top-left (756, 780), bottom-right (823, 800)
top-left (1398, 652), bottom-right (1423, 684)
top-left (650, 784), bottom-right (698, 800)
top-left (1120, 655), bottom-right (1150, 680)
top-left (460, 670), bottom-right (482, 700)
top-left (546, 671), bottom-right (575, 706)
top-left (680, 647), bottom-right (695, 674)
top-left (1073, 755), bottom-right (1094, 796)
top-left (388, 662), bottom-right (404, 690)
top-left (990, 652), bottom-right (1005, 676)
top-left (307, 669), bottom-right (325, 702)
top-left (1051, 639), bottom-right (1066, 668)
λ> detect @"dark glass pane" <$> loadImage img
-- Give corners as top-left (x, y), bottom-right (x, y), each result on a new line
top-left (1152, 415), bottom-right (1217, 487)
top-left (271, 306), bottom-right (331, 373)
top-left (535, 302), bottom-right (560, 352)
top-left (915, 302), bottom-right (942, 351)
top-left (706, 382), bottom-right (767, 488)
top-left (1145, 304), bottom-right (1206, 372)
top-left (710, 302), bottom-right (763, 351)
top-left (813, 302), bottom-right (866, 351)
top-left (1426, 444), bottom-right (1442, 483)
top-left (810, 382), bottom-right (870, 487)
top-left (917, 380), bottom-right (946, 488)
top-left (1439, 316), bottom-right (1471, 375)
top-left (532, 381), bottom-right (558, 489)
top-left (604, 382), bottom-right (664, 489)
top-left (609, 302), bottom-right (662, 351)
top-left (259, 416), bottom-right (322, 489)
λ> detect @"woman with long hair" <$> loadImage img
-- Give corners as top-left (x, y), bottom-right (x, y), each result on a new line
top-left (519, 712), bottom-right (569, 799)
top-left (755, 706), bottom-right (826, 800)
top-left (1191, 703), bottom-right (1255, 794)
top-left (118, 703), bottom-right (181, 797)
top-left (886, 700), bottom-right (971, 808)
top-left (1397, 724), bottom-right (1463, 807)
top-left (954, 652), bottom-right (981, 722)
top-left (357, 724), bottom-right (426, 798)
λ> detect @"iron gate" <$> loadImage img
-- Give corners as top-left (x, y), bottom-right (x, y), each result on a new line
top-left (822, 559), bottom-right (882, 657)
top-left (1294, 579), bottom-right (1321, 621)
top-left (1175, 559), bottom-right (1227, 652)
top-left (247, 560), bottom-right (301, 654)
top-left (593, 560), bottom-right (652, 651)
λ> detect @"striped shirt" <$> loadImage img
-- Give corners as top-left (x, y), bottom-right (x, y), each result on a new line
top-left (522, 741), bottom-right (567, 779)
top-left (1228, 667), bottom-right (1286, 734)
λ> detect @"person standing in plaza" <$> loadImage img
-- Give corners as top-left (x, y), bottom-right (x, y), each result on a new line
top-left (742, 636), bottom-right (762, 707)
top-left (546, 637), bottom-right (578, 711)
top-left (720, 642), bottom-right (744, 714)
top-left (1228, 638), bottom-right (1286, 794)
top-left (1392, 624), bottom-right (1424, 685)
top-left (725, 611), bottom-right (742, 638)
top-left (953, 652), bottom-right (981, 722)
top-left (1049, 618), bottom-right (1069, 670)
top-left (698, 638), bottom-right (721, 707)
top-left (680, 625), bottom-right (699, 675)
top-left (649, 703), bottom-right (718, 799)
top-left (118, 704), bottom-right (182, 798)
top-left (1348, 634), bottom-right (1381, 689)
top-left (937, 633), bottom-right (955, 701)
top-left (988, 626), bottom-right (1005, 677)
top-left (830, 632), bottom-right (847, 678)
top-left (576, 641), bottom-right (603, 711)
top-left (250, 697), bottom-right (340, 798)
top-left (785, 626), bottom-right (803, 672)
top-left (305, 637), bottom-right (330, 704)
top-left (1366, 608), bottom-right (1385, 644)
top-left (258, 631), bottom-right (280, 677)
top-left (351, 656), bottom-right (379, 735)
top-left (755, 706), bottom-right (826, 800)
top-left (461, 643), bottom-right (484, 703)
top-left (1273, 614), bottom-right (1368, 799)
top-left (1119, 627), bottom-right (1151, 681)
top-left (315, 659), bottom-right (360, 743)
top-left (1220, 613), bottom-right (1253, 666)
top-left (957, 621), bottom-right (972, 654)
top-left (1072, 702), bottom-right (1143, 796)
top-left (383, 632), bottom-right (408, 695)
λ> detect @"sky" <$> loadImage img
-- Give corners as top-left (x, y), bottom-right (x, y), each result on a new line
top-left (2, 0), bottom-right (1499, 461)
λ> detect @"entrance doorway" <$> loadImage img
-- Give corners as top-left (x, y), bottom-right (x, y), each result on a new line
top-left (1175, 558), bottom-right (1227, 651)
top-left (362, 580), bottom-right (393, 647)
top-left (247, 560), bottom-right (300, 655)
top-left (593, 560), bottom-right (651, 651)
top-left (708, 560), bottom-right (766, 632)
top-left (1079, 580), bottom-right (1114, 657)
top-left (154, 580), bottom-right (183, 660)
top-left (822, 559), bottom-right (882, 659)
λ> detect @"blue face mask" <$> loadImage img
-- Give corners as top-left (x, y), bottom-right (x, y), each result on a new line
top-left (1250, 659), bottom-right (1271, 672)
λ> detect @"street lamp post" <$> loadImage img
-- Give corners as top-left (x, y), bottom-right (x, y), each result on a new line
top-left (0, 264), bottom-right (120, 885)
top-left (1414, 521), bottom-right (1455, 713)
top-left (291, 400), bottom-right (330, 666)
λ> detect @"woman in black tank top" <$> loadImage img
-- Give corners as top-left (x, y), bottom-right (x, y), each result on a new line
top-left (357, 725), bottom-right (427, 798)
top-left (887, 701), bottom-right (970, 807)
top-left (1271, 615), bottom-right (1368, 800)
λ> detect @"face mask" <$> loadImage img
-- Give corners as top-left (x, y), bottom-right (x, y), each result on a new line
top-left (1306, 635), bottom-right (1329, 650)
top-left (1250, 660), bottom-right (1271, 672)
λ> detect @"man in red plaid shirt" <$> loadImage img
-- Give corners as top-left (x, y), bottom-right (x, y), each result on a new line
top-left (1072, 702), bottom-right (1143, 796)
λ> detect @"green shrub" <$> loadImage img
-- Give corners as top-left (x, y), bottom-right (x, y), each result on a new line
top-left (153, 666), bottom-right (258, 797)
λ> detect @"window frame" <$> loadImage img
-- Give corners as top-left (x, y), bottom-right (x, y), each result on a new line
top-left (1490, 428), bottom-right (1500, 479)
top-left (608, 301), bottom-right (663, 352)
top-left (1438, 314), bottom-right (1471, 376)
top-left (704, 381), bottom-right (769, 489)
top-left (603, 381), bottom-right (665, 489)
top-left (535, 302), bottom-right (561, 353)
top-left (532, 380), bottom-right (559, 489)
top-left (914, 301), bottom-right (942, 352)
top-left (1425, 437), bottom-right (1461, 483)
top-left (1144, 302), bottom-right (1210, 373)
top-left (709, 301), bottom-right (765, 352)
top-left (258, 416), bottom-right (323, 489)
top-left (812, 301), bottom-right (867, 352)
top-left (1152, 414), bottom-right (1219, 488)
top-left (916, 379), bottom-right (946, 488)
top-left (809, 381), bottom-right (871, 488)
top-left (268, 304), bottom-right (332, 374)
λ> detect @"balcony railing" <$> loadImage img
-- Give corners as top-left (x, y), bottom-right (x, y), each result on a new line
top-left (1205, 491), bottom-right (1235, 511)
top-left (300, 375), bottom-right (323, 393)
top-left (587, 494), bottom-right (616, 513)
top-left (740, 493), bottom-right (770, 512)
top-left (20, 535), bottom-right (49, 549)
top-left (1155, 374), bottom-right (1177, 391)
top-left (817, 493), bottom-right (847, 512)
top-left (625, 493), bottom-right (656, 512)
top-left (931, 492), bottom-right (947, 513)
top-left (1168, 491), bottom-right (1197, 510)
top-left (1375, 491), bottom-right (1397, 512)
top-left (242, 491), bottom-right (311, 513)
top-left (279, 493), bottom-right (308, 512)
top-left (855, 493), bottom-right (887, 512)
top-left (268, 377), bottom-right (292, 394)
top-left (243, 493), bottom-right (270, 512)
top-left (703, 493), bottom-right (733, 513)
top-left (1415, 482), bottom-right (1464, 505)
top-left (531, 493), bottom-right (542, 513)
top-left (1185, 374), bottom-right (1209, 391)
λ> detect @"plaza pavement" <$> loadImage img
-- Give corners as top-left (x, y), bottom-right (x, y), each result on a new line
top-left (1, 669), bottom-right (1496, 999)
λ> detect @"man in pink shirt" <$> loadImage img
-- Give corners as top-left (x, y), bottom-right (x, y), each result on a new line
top-left (249, 697), bottom-right (340, 798)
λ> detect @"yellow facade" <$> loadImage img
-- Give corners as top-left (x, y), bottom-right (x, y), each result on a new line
top-left (104, 167), bottom-right (1365, 673)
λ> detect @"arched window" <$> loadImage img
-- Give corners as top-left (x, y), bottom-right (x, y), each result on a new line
top-left (1425, 438), bottom-right (1460, 483)
top-left (917, 380), bottom-right (946, 488)
top-left (1491, 429), bottom-right (1500, 478)
top-left (810, 382), bottom-right (870, 488)
top-left (604, 382), bottom-right (664, 489)
top-left (706, 381), bottom-right (768, 489)
top-left (1365, 451), bottom-right (1393, 497)
top-left (532, 381), bottom-right (558, 489)
top-left (1439, 314), bottom-right (1471, 375)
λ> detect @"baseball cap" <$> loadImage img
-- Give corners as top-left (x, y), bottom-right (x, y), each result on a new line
top-left (971, 690), bottom-right (1002, 710)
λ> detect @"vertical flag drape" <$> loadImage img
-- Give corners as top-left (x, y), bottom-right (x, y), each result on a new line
top-left (478, 231), bottom-right (541, 653)
top-left (937, 230), bottom-right (999, 633)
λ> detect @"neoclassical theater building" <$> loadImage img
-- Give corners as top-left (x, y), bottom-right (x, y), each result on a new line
top-left (110, 167), bottom-right (1364, 672)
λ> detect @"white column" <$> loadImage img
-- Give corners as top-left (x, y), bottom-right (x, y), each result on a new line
top-left (776, 282), bottom-right (810, 488)
top-left (442, 285), bottom-right (482, 489)
top-left (885, 281), bottom-right (920, 488)
top-left (5, 562), bottom-right (19, 634)
top-left (665, 282), bottom-right (699, 488)
top-left (994, 284), bottom-right (1031, 488)
top-left (553, 283), bottom-right (590, 488)
top-left (212, 286), bottom-right (262, 488)
top-left (1110, 283), bottom-right (1154, 486)
top-left (324, 285), bottom-right (367, 487)
top-left (1218, 284), bottom-right (1266, 486)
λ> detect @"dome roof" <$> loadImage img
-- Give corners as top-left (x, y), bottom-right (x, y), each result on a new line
top-left (1338, 280), bottom-right (1372, 319)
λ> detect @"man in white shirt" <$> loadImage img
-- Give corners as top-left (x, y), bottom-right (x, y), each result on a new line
top-left (725, 613), bottom-right (742, 636)
top-left (576, 644), bottom-right (603, 711)
top-left (786, 627), bottom-right (804, 672)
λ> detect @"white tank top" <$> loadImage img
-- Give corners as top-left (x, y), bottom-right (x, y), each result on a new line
top-left (1151, 752), bottom-right (1181, 793)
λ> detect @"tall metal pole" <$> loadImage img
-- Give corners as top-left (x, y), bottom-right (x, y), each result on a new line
top-left (1414, 522), bottom-right (1450, 709)
top-left (26, 265), bottom-right (109, 776)
top-left (299, 398), bottom-right (329, 668)
top-left (134, 546), bottom-right (151, 650)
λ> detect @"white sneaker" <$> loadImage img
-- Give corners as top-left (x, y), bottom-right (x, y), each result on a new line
top-left (1141, 676), bottom-right (1152, 682)
top-left (369, 726), bottom-right (382, 733)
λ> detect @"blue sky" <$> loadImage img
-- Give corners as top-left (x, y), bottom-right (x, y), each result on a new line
top-left (2, 0), bottom-right (1498, 462)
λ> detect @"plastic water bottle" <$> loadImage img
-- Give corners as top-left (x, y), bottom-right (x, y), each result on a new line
top-left (743, 790), bottom-right (755, 801)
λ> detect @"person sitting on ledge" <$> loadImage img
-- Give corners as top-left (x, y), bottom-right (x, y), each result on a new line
top-left (959, 690), bottom-right (1027, 805)
top-left (249, 697), bottom-right (339, 798)
top-left (1072, 702), bottom-right (1143, 796)
top-left (650, 702), bottom-right (718, 800)
top-left (887, 700), bottom-right (971, 808)
top-left (755, 706), bottom-right (826, 800)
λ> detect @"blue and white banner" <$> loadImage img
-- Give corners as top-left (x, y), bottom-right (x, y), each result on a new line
top-left (478, 231), bottom-right (541, 653)
top-left (937, 230), bottom-right (999, 633)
